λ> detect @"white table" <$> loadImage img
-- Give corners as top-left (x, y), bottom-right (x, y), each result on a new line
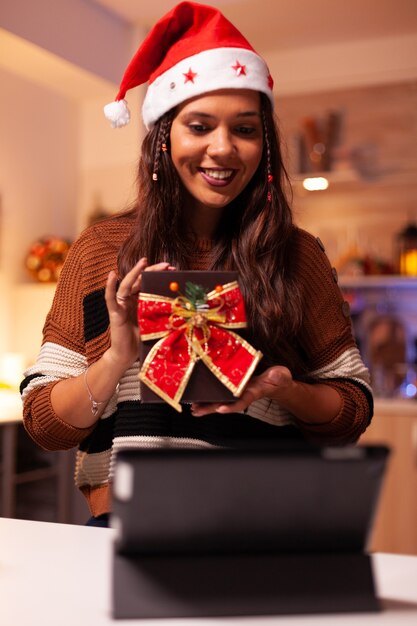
top-left (1, 517), bottom-right (417, 626)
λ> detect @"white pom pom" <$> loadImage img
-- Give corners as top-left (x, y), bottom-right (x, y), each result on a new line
top-left (103, 99), bottom-right (131, 128)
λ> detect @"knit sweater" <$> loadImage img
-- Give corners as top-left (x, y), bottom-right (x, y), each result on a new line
top-left (21, 215), bottom-right (373, 517)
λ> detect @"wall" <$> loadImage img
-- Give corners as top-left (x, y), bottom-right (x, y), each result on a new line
top-left (0, 71), bottom-right (143, 363)
top-left (0, 0), bottom-right (132, 84)
top-left (77, 90), bottom-right (142, 233)
top-left (0, 15), bottom-right (145, 364)
top-left (267, 33), bottom-right (417, 96)
top-left (0, 67), bottom-right (79, 355)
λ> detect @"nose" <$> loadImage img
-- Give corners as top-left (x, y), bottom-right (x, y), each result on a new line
top-left (206, 127), bottom-right (236, 158)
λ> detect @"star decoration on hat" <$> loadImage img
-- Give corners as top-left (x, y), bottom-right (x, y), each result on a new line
top-left (232, 61), bottom-right (246, 76)
top-left (183, 67), bottom-right (198, 83)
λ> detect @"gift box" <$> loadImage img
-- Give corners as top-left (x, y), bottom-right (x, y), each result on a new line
top-left (138, 271), bottom-right (262, 412)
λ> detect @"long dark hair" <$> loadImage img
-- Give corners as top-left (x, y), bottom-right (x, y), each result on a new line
top-left (118, 94), bottom-right (304, 373)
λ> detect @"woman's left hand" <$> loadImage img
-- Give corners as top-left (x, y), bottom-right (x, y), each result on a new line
top-left (191, 366), bottom-right (294, 416)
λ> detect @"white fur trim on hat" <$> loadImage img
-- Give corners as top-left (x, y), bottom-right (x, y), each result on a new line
top-left (142, 47), bottom-right (273, 129)
top-left (103, 99), bottom-right (131, 128)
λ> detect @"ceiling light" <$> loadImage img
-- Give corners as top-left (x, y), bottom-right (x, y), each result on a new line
top-left (302, 177), bottom-right (329, 191)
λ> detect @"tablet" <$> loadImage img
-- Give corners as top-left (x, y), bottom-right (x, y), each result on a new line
top-left (111, 443), bottom-right (389, 556)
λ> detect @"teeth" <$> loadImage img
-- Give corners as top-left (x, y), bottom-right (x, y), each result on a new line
top-left (202, 168), bottom-right (233, 180)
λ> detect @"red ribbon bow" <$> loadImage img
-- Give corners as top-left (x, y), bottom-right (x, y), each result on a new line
top-left (138, 281), bottom-right (262, 412)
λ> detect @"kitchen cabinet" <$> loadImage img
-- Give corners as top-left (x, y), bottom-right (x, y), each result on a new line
top-left (341, 277), bottom-right (417, 554)
top-left (0, 391), bottom-right (73, 521)
top-left (360, 400), bottom-right (417, 555)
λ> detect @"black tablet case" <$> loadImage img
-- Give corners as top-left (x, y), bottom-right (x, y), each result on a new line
top-left (112, 444), bottom-right (389, 618)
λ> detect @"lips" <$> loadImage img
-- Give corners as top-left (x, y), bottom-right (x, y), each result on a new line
top-left (198, 167), bottom-right (237, 187)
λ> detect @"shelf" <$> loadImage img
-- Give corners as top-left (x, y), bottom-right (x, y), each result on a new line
top-left (292, 167), bottom-right (417, 191)
top-left (374, 398), bottom-right (417, 418)
top-left (339, 275), bottom-right (417, 289)
top-left (293, 168), bottom-right (359, 184)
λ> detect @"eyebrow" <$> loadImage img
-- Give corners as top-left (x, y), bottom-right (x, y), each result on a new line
top-left (182, 111), bottom-right (261, 119)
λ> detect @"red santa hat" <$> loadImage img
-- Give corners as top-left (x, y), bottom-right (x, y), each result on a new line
top-left (104, 1), bottom-right (274, 130)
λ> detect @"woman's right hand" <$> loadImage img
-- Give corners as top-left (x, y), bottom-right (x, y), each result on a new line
top-left (104, 257), bottom-right (175, 372)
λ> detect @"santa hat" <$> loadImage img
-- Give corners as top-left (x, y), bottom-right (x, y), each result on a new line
top-left (104, 1), bottom-right (274, 130)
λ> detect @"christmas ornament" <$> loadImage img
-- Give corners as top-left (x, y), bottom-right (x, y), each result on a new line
top-left (25, 236), bottom-right (71, 283)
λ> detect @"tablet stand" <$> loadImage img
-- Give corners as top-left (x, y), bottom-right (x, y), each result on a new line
top-left (113, 550), bottom-right (380, 618)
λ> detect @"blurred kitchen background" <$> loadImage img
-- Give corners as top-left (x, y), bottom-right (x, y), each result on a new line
top-left (0, 1), bottom-right (417, 553)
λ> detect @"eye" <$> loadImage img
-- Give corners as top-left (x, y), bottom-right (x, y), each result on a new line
top-left (235, 126), bottom-right (258, 136)
top-left (188, 123), bottom-right (210, 133)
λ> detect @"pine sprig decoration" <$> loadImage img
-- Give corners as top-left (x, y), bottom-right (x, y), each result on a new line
top-left (185, 281), bottom-right (208, 308)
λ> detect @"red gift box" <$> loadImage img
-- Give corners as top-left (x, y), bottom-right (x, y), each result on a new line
top-left (138, 271), bottom-right (262, 412)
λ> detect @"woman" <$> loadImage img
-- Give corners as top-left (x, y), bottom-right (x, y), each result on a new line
top-left (21, 2), bottom-right (372, 527)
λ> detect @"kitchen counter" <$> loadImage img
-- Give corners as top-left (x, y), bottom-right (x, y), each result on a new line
top-left (374, 398), bottom-right (417, 417)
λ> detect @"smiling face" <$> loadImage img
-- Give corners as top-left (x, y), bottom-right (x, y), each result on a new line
top-left (169, 89), bottom-right (263, 235)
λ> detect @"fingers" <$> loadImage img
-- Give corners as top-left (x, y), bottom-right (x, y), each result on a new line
top-left (191, 402), bottom-right (221, 416)
top-left (106, 258), bottom-right (149, 311)
top-left (215, 389), bottom-right (257, 414)
top-left (191, 387), bottom-right (258, 416)
top-left (105, 271), bottom-right (119, 311)
top-left (117, 257), bottom-right (149, 299)
top-left (263, 367), bottom-right (285, 387)
top-left (114, 258), bottom-right (176, 303)
top-left (191, 399), bottom-right (245, 416)
top-left (144, 262), bottom-right (176, 272)
top-left (190, 371), bottom-right (289, 417)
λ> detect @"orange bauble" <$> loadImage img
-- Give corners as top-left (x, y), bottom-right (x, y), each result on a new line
top-left (25, 236), bottom-right (71, 283)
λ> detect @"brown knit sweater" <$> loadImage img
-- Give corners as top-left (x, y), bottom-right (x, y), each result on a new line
top-left (21, 215), bottom-right (373, 517)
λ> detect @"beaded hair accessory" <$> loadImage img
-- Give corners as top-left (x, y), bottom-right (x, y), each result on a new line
top-left (262, 109), bottom-right (274, 202)
top-left (152, 112), bottom-right (173, 181)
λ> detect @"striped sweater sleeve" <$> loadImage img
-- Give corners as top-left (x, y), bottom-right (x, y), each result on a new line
top-left (20, 219), bottom-right (130, 451)
top-left (288, 229), bottom-right (372, 443)
top-left (21, 229), bottom-right (93, 449)
top-left (248, 229), bottom-right (373, 445)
